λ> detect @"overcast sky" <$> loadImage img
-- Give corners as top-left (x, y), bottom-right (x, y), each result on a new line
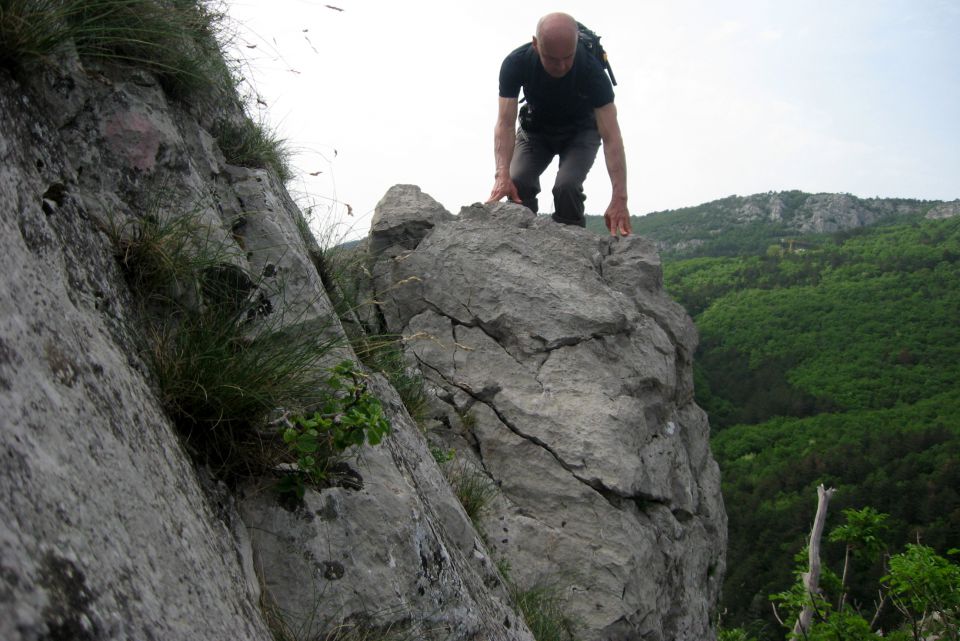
top-left (223, 0), bottom-right (960, 241)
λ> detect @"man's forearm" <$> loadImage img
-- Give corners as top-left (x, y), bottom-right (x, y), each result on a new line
top-left (603, 134), bottom-right (628, 203)
top-left (494, 122), bottom-right (516, 178)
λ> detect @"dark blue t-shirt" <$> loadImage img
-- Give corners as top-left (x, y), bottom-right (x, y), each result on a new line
top-left (498, 42), bottom-right (614, 130)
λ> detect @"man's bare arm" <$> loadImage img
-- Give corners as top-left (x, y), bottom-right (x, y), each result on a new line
top-left (595, 102), bottom-right (631, 236)
top-left (487, 97), bottom-right (521, 204)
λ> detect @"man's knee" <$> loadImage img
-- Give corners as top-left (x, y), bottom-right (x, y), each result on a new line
top-left (552, 180), bottom-right (587, 226)
top-left (552, 179), bottom-right (584, 200)
top-left (512, 171), bottom-right (540, 197)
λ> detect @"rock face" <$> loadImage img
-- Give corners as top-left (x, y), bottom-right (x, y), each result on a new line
top-left (926, 200), bottom-right (960, 220)
top-left (735, 192), bottom-right (947, 233)
top-left (368, 186), bottom-right (728, 641)
top-left (241, 376), bottom-right (530, 641)
top-left (638, 191), bottom-right (958, 256)
top-left (0, 60), bottom-right (273, 641)
top-left (1, 56), bottom-right (531, 640)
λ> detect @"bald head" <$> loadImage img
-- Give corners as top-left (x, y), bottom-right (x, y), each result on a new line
top-left (532, 13), bottom-right (579, 78)
top-left (536, 12), bottom-right (578, 44)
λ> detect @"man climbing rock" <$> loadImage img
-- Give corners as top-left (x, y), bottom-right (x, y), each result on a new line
top-left (486, 12), bottom-right (632, 236)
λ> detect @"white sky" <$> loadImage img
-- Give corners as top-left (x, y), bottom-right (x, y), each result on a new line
top-left (223, 0), bottom-right (960, 242)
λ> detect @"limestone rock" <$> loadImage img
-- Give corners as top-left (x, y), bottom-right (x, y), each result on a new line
top-left (1, 58), bottom-right (529, 641)
top-left (367, 187), bottom-right (728, 641)
top-left (241, 376), bottom-right (533, 641)
top-left (796, 193), bottom-right (879, 233)
top-left (0, 65), bottom-right (272, 641)
top-left (926, 200), bottom-right (960, 220)
top-left (369, 184), bottom-right (456, 257)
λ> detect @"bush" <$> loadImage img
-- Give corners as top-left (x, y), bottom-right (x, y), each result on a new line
top-left (278, 361), bottom-right (390, 501)
top-left (883, 544), bottom-right (960, 641)
top-left (718, 628), bottom-right (760, 641)
top-left (289, 209), bottom-right (428, 423)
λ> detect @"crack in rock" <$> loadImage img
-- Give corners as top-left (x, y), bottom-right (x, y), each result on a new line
top-left (426, 359), bottom-right (666, 514)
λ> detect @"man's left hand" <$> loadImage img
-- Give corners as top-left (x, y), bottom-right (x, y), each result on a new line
top-left (604, 201), bottom-right (632, 237)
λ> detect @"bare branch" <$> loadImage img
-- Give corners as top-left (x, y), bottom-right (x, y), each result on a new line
top-left (772, 602), bottom-right (786, 627)
top-left (794, 484), bottom-right (836, 637)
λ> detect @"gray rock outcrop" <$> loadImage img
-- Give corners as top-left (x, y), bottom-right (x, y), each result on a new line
top-left (925, 200), bottom-right (960, 220)
top-left (1, 58), bottom-right (274, 641)
top-left (1, 54), bottom-right (531, 640)
top-left (240, 376), bottom-right (529, 641)
top-left (367, 186), bottom-right (728, 641)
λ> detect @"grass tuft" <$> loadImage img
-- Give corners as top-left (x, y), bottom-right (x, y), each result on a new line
top-left (2, 0), bottom-right (237, 99)
top-left (353, 336), bottom-right (428, 423)
top-left (495, 562), bottom-right (579, 641)
top-left (214, 116), bottom-right (294, 182)
top-left (111, 209), bottom-right (238, 303)
top-left (261, 591), bottom-right (429, 641)
top-left (0, 0), bottom-right (69, 66)
top-left (105, 205), bottom-right (344, 475)
top-left (512, 583), bottom-right (578, 641)
top-left (445, 459), bottom-right (497, 526)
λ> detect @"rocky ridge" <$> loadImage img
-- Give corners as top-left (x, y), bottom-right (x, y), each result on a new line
top-left (365, 185), bottom-right (727, 641)
top-left (623, 191), bottom-right (960, 256)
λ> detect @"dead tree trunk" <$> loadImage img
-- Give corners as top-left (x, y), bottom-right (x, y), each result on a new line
top-left (794, 484), bottom-right (836, 637)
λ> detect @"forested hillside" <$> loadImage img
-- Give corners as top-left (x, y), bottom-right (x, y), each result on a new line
top-left (661, 215), bottom-right (960, 637)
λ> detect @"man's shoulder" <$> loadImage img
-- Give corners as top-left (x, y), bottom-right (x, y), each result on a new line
top-left (502, 42), bottom-right (535, 66)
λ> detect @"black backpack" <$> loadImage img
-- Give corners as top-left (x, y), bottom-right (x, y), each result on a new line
top-left (577, 22), bottom-right (617, 86)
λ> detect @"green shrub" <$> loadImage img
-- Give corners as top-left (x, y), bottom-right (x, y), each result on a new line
top-left (718, 628), bottom-right (760, 641)
top-left (883, 545), bottom-right (960, 641)
top-left (290, 210), bottom-right (430, 424)
top-left (429, 445), bottom-right (455, 465)
top-left (277, 360), bottom-right (390, 501)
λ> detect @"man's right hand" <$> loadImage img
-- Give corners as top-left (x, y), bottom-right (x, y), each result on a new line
top-left (486, 175), bottom-right (522, 204)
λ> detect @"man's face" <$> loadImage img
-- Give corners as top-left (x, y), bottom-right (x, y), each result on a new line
top-left (532, 34), bottom-right (577, 78)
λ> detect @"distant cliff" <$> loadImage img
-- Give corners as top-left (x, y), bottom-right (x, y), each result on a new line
top-left (588, 191), bottom-right (960, 257)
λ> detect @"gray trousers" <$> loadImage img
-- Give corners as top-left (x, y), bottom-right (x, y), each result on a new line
top-left (509, 123), bottom-right (602, 227)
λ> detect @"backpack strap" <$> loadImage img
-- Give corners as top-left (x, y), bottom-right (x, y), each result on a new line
top-left (576, 22), bottom-right (617, 86)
